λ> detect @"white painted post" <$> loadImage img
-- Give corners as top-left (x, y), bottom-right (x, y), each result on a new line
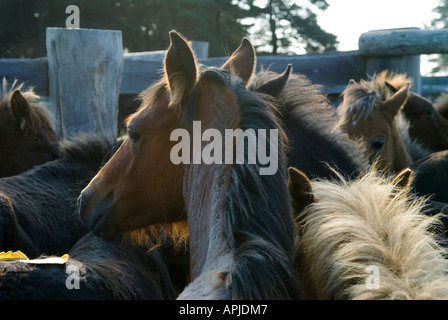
top-left (359, 28), bottom-right (425, 94)
top-left (46, 27), bottom-right (123, 142)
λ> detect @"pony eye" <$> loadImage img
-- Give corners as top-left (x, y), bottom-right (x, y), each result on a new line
top-left (370, 139), bottom-right (385, 152)
top-left (128, 129), bottom-right (141, 143)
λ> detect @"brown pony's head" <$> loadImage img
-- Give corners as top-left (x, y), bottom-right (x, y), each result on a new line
top-left (337, 78), bottom-right (413, 173)
top-left (377, 71), bottom-right (448, 156)
top-left (78, 31), bottom-right (257, 238)
top-left (0, 79), bottom-right (60, 177)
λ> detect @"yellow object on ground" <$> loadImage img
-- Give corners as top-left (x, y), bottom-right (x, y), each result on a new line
top-left (0, 250), bottom-right (29, 261)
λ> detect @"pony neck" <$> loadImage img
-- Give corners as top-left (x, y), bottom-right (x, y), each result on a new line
top-left (183, 162), bottom-right (233, 280)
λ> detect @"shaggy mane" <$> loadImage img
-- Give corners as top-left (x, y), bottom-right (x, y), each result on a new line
top-left (377, 70), bottom-right (413, 92)
top-left (221, 76), bottom-right (300, 299)
top-left (250, 68), bottom-right (332, 125)
top-left (337, 79), bottom-right (386, 124)
top-left (251, 68), bottom-right (370, 177)
top-left (59, 133), bottom-right (115, 163)
top-left (171, 67), bottom-right (301, 299)
top-left (297, 165), bottom-right (448, 300)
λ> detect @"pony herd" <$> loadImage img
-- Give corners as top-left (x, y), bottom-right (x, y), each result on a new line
top-left (1, 30), bottom-right (448, 300)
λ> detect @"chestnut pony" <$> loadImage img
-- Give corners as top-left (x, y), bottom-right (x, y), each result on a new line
top-left (375, 71), bottom-right (448, 160)
top-left (79, 31), bottom-right (301, 299)
top-left (336, 78), bottom-right (413, 174)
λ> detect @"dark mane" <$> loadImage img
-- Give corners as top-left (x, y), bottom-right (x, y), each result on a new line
top-left (225, 83), bottom-right (300, 299)
top-left (181, 67), bottom-right (301, 299)
top-left (59, 133), bottom-right (117, 164)
top-left (251, 69), bottom-right (369, 179)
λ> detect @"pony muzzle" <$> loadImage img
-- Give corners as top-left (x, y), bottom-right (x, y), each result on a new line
top-left (78, 188), bottom-right (117, 238)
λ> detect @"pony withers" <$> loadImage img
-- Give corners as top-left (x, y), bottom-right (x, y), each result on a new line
top-left (0, 78), bottom-right (60, 177)
top-left (288, 165), bottom-right (448, 300)
top-left (78, 31), bottom-right (301, 299)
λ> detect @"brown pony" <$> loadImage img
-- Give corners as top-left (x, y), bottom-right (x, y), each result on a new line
top-left (79, 31), bottom-right (301, 299)
top-left (336, 78), bottom-right (413, 173)
top-left (376, 71), bottom-right (448, 160)
top-left (288, 165), bottom-right (448, 300)
top-left (0, 78), bottom-right (60, 177)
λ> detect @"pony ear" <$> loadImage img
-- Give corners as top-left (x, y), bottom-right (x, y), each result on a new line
top-left (391, 168), bottom-right (413, 189)
top-left (385, 81), bottom-right (398, 94)
top-left (287, 167), bottom-right (315, 215)
top-left (380, 82), bottom-right (409, 121)
top-left (255, 64), bottom-right (292, 98)
top-left (221, 38), bottom-right (256, 86)
top-left (9, 90), bottom-right (32, 131)
top-left (164, 30), bottom-right (198, 112)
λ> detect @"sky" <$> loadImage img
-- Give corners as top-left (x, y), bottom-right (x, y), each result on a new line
top-left (317, 0), bottom-right (442, 75)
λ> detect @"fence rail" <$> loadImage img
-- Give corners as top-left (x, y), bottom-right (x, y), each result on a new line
top-left (2, 51), bottom-right (446, 97)
top-left (1, 27), bottom-right (448, 141)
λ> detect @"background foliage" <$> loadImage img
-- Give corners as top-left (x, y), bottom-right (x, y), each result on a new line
top-left (0, 0), bottom-right (337, 58)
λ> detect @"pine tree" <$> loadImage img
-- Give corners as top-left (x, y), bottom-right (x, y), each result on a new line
top-left (241, 0), bottom-right (338, 55)
top-left (430, 0), bottom-right (448, 74)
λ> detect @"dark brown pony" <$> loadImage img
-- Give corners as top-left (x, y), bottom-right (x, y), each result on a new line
top-left (79, 31), bottom-right (301, 299)
top-left (0, 232), bottom-right (176, 300)
top-left (0, 134), bottom-right (114, 258)
top-left (249, 67), bottom-right (369, 179)
top-left (0, 79), bottom-right (60, 177)
top-left (377, 71), bottom-right (448, 160)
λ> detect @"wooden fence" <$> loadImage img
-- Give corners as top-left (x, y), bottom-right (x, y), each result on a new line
top-left (1, 27), bottom-right (448, 142)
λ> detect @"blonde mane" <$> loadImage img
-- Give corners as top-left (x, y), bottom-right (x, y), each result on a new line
top-left (1, 78), bottom-right (55, 130)
top-left (376, 70), bottom-right (413, 93)
top-left (296, 166), bottom-right (448, 300)
top-left (337, 71), bottom-right (413, 125)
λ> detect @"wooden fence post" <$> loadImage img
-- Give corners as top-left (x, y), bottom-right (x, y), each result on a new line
top-left (359, 28), bottom-right (424, 93)
top-left (190, 41), bottom-right (209, 59)
top-left (46, 27), bottom-right (123, 142)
